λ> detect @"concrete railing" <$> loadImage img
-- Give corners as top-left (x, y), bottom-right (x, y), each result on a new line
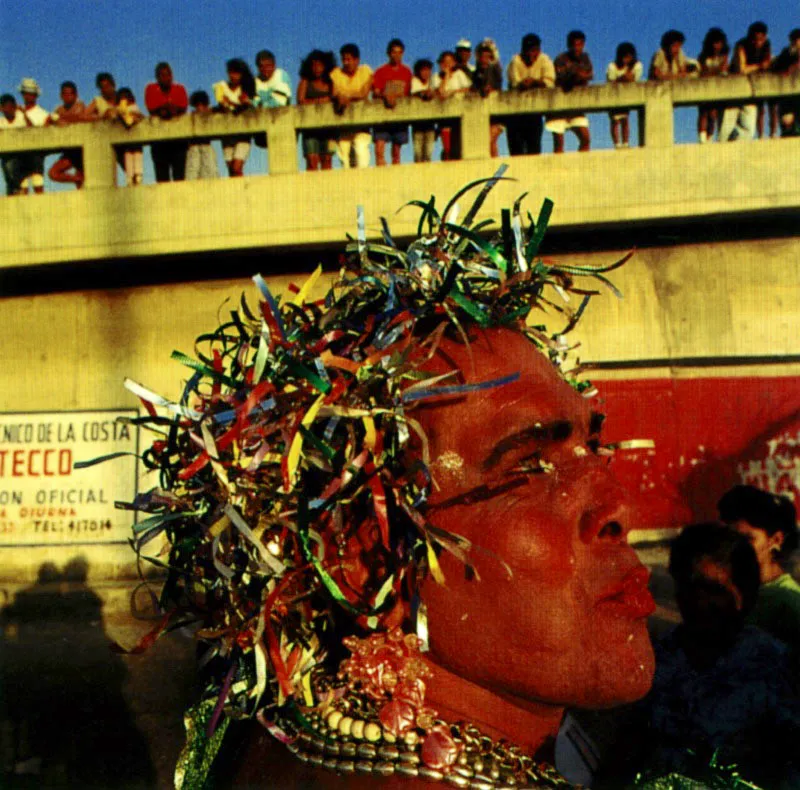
top-left (1, 73), bottom-right (799, 184)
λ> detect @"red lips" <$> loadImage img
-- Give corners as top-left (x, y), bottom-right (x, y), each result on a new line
top-left (597, 565), bottom-right (656, 619)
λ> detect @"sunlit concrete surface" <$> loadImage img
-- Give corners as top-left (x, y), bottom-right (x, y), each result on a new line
top-left (0, 74), bottom-right (799, 268)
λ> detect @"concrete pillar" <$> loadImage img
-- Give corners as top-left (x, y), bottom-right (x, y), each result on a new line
top-left (81, 129), bottom-right (118, 188)
top-left (267, 111), bottom-right (299, 175)
top-left (460, 98), bottom-right (491, 161)
top-left (641, 85), bottom-right (674, 148)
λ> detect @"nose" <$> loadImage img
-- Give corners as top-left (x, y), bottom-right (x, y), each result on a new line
top-left (575, 467), bottom-right (633, 545)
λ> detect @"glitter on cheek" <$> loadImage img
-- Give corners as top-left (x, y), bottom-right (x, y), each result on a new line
top-left (432, 450), bottom-right (466, 483)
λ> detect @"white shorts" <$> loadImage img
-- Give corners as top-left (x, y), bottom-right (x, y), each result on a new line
top-left (223, 140), bottom-right (251, 163)
top-left (545, 115), bottom-right (589, 134)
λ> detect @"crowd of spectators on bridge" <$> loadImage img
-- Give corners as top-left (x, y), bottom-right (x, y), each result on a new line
top-left (1, 21), bottom-right (799, 193)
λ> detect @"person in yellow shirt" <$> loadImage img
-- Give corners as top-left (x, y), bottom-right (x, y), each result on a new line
top-left (330, 43), bottom-right (373, 168)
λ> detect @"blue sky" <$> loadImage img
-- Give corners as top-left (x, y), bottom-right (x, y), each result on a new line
top-left (1, 0), bottom-right (797, 182)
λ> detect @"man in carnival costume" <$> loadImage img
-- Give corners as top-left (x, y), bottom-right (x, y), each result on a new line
top-left (119, 170), bottom-right (748, 788)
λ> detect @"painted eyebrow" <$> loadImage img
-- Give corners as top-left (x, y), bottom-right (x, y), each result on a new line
top-left (482, 420), bottom-right (574, 470)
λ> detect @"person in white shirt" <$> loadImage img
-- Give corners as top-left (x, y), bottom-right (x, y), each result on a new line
top-left (506, 34), bottom-right (555, 156)
top-left (606, 42), bottom-right (643, 148)
top-left (432, 51), bottom-right (472, 160)
top-left (254, 50), bottom-right (292, 108)
top-left (17, 78), bottom-right (48, 194)
top-left (410, 59), bottom-right (436, 162)
top-left (213, 58), bottom-right (256, 176)
top-left (0, 94), bottom-right (27, 195)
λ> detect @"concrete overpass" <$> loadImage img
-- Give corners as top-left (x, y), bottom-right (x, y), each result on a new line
top-left (1, 73), bottom-right (799, 268)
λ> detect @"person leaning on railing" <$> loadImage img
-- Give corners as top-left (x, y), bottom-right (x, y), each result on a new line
top-left (506, 33), bottom-right (555, 156)
top-left (719, 21), bottom-right (771, 142)
top-left (431, 50), bottom-right (471, 161)
top-left (297, 49), bottom-right (337, 171)
top-left (144, 61), bottom-right (189, 182)
top-left (649, 30), bottom-right (699, 81)
top-left (606, 42), bottom-right (642, 149)
top-left (0, 94), bottom-right (26, 196)
top-left (371, 38), bottom-right (413, 166)
top-left (771, 28), bottom-right (800, 137)
top-left (17, 78), bottom-right (48, 195)
top-left (410, 58), bottom-right (436, 163)
top-left (47, 81), bottom-right (86, 189)
top-left (696, 28), bottom-right (730, 143)
top-left (212, 58), bottom-right (256, 178)
top-left (549, 30), bottom-right (594, 153)
top-left (471, 40), bottom-right (505, 158)
top-left (330, 43), bottom-right (373, 169)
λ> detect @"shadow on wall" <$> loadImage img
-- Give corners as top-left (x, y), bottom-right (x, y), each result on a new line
top-left (0, 557), bottom-right (156, 789)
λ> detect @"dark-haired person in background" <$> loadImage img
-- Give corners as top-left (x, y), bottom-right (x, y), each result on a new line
top-left (0, 94), bottom-right (26, 195)
top-left (145, 61), bottom-right (189, 181)
top-left (719, 485), bottom-right (800, 659)
top-left (331, 43), bottom-right (373, 168)
top-left (372, 38), bottom-right (413, 166)
top-left (549, 30), bottom-right (593, 153)
top-left (649, 29), bottom-right (695, 80)
top-left (720, 22), bottom-right (771, 141)
top-left (254, 50), bottom-right (292, 109)
top-left (772, 28), bottom-right (800, 137)
top-left (213, 58), bottom-right (256, 177)
top-left (697, 28), bottom-right (730, 143)
top-left (86, 72), bottom-right (119, 120)
top-left (606, 42), bottom-right (642, 149)
top-left (47, 81), bottom-right (86, 189)
top-left (472, 40), bottom-right (504, 157)
top-left (297, 49), bottom-right (337, 171)
top-left (599, 523), bottom-right (800, 788)
top-left (185, 91), bottom-right (219, 180)
top-left (506, 33), bottom-right (555, 156)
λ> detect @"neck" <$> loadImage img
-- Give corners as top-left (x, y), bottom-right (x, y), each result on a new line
top-left (763, 564), bottom-right (784, 583)
top-left (421, 657), bottom-right (564, 758)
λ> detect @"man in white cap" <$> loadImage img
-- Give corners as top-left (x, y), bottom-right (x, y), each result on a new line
top-left (455, 38), bottom-right (474, 76)
top-left (18, 78), bottom-right (48, 194)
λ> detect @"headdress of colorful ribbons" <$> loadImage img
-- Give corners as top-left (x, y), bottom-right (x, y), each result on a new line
top-left (105, 168), bottom-right (630, 785)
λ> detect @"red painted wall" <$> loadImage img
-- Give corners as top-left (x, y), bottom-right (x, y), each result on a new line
top-left (597, 376), bottom-right (800, 529)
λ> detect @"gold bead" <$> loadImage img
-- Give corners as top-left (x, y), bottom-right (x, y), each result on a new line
top-left (364, 722), bottom-right (382, 742)
top-left (351, 719), bottom-right (365, 740)
top-left (445, 775), bottom-right (470, 788)
top-left (374, 761), bottom-right (396, 777)
top-left (383, 731), bottom-right (397, 744)
top-left (378, 745), bottom-right (401, 761)
top-left (404, 730), bottom-right (419, 747)
top-left (338, 716), bottom-right (354, 736)
top-left (356, 743), bottom-right (377, 760)
top-left (355, 760), bottom-right (374, 774)
top-left (327, 711), bottom-right (343, 730)
top-left (419, 766), bottom-right (445, 781)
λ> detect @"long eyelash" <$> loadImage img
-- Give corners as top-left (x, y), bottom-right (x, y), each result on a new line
top-left (508, 454), bottom-right (554, 475)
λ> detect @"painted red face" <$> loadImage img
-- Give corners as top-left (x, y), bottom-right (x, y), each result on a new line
top-left (417, 329), bottom-right (655, 709)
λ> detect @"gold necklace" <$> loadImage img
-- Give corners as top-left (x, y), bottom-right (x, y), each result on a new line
top-left (277, 628), bottom-right (576, 788)
top-left (285, 710), bottom-right (576, 788)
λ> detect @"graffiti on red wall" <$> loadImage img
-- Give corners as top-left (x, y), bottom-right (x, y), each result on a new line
top-left (595, 376), bottom-right (800, 529)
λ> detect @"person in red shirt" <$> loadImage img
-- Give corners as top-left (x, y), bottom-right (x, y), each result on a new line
top-left (144, 61), bottom-right (189, 181)
top-left (372, 38), bottom-right (413, 165)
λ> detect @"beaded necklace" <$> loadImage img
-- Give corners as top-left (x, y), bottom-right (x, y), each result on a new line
top-left (276, 629), bottom-right (577, 789)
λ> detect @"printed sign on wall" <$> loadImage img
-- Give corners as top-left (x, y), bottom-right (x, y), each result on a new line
top-left (0, 410), bottom-right (138, 545)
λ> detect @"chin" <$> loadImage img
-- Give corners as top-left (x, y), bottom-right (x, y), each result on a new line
top-left (594, 626), bottom-right (655, 708)
top-left (561, 624), bottom-right (655, 710)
